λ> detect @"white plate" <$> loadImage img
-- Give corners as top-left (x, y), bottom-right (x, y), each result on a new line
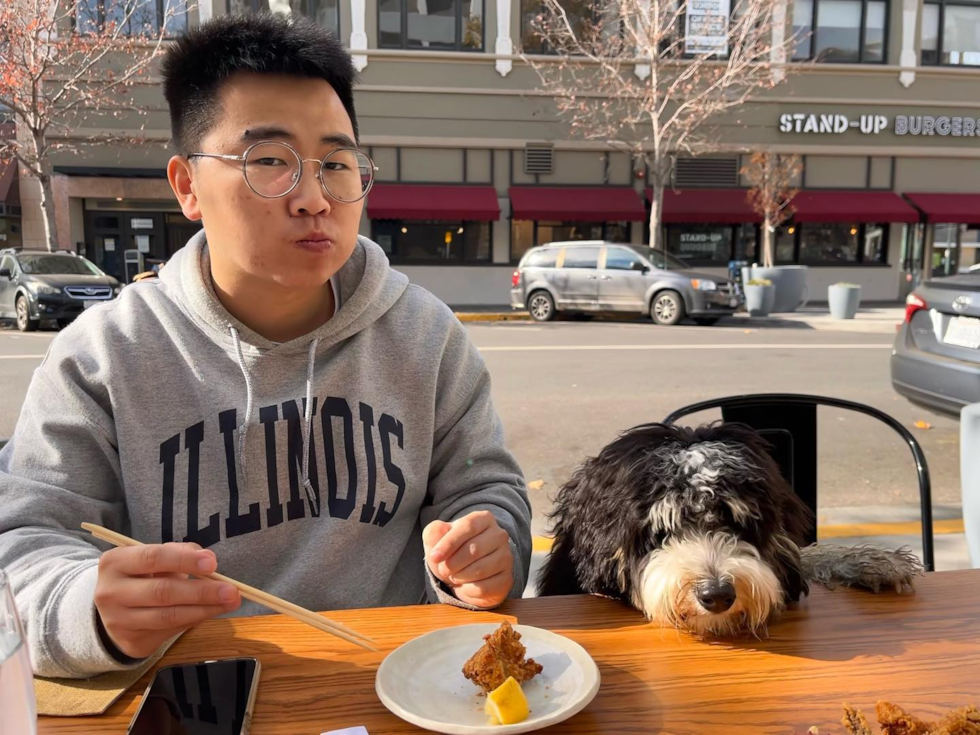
top-left (375, 623), bottom-right (600, 734)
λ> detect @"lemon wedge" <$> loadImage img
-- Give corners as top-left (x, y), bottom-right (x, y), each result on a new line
top-left (484, 676), bottom-right (530, 726)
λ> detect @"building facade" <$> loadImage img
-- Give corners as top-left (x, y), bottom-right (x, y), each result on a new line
top-left (15, 0), bottom-right (980, 305)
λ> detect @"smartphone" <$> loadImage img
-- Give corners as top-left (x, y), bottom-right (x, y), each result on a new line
top-left (127, 657), bottom-right (261, 735)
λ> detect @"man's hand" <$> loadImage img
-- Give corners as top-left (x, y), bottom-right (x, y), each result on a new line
top-left (94, 543), bottom-right (241, 659)
top-left (423, 511), bottom-right (514, 609)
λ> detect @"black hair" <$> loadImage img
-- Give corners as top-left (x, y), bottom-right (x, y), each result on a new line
top-left (161, 13), bottom-right (359, 155)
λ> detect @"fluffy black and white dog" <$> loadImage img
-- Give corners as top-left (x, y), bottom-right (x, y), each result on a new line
top-left (538, 422), bottom-right (923, 637)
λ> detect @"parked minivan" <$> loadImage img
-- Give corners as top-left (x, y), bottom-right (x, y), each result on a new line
top-left (510, 241), bottom-right (741, 325)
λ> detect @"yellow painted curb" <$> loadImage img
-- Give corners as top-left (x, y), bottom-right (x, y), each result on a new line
top-left (531, 518), bottom-right (965, 553)
top-left (455, 312), bottom-right (531, 323)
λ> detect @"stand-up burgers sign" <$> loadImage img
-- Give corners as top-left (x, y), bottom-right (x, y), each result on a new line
top-left (779, 112), bottom-right (980, 137)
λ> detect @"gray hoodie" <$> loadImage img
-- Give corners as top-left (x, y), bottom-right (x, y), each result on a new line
top-left (0, 231), bottom-right (531, 679)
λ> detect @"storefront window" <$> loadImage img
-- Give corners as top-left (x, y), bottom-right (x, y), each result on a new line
top-left (793, 0), bottom-right (888, 63)
top-left (922, 0), bottom-right (980, 64)
top-left (960, 226), bottom-right (980, 272)
top-left (373, 220), bottom-right (491, 263)
top-left (799, 223), bottom-right (860, 263)
top-left (775, 226), bottom-right (797, 263)
top-left (230, 0), bottom-right (340, 36)
top-left (666, 225), bottom-right (734, 265)
top-left (510, 220), bottom-right (630, 262)
top-left (863, 224), bottom-right (887, 263)
top-left (76, 0), bottom-right (189, 35)
top-left (380, 0), bottom-right (484, 51)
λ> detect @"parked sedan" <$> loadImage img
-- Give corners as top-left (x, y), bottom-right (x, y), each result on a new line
top-left (891, 272), bottom-right (980, 416)
top-left (510, 241), bottom-right (741, 325)
top-left (0, 248), bottom-right (122, 331)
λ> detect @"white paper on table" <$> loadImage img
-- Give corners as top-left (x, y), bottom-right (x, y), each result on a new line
top-left (320, 728), bottom-right (369, 735)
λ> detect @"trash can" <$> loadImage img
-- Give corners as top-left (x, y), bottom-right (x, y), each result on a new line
top-left (962, 402), bottom-right (980, 568)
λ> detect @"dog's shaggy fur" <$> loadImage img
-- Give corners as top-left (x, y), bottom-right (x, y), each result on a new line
top-left (538, 422), bottom-right (923, 637)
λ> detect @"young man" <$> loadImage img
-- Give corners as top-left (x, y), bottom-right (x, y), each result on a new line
top-left (0, 14), bottom-right (531, 679)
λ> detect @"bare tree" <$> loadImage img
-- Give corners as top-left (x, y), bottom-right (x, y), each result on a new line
top-left (523, 0), bottom-right (795, 250)
top-left (742, 151), bottom-right (800, 267)
top-left (0, 0), bottom-right (185, 251)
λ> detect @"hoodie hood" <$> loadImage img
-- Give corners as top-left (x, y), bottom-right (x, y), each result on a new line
top-left (160, 228), bottom-right (410, 356)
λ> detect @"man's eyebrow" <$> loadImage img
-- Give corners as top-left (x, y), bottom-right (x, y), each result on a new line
top-left (240, 127), bottom-right (292, 143)
top-left (239, 129), bottom-right (358, 148)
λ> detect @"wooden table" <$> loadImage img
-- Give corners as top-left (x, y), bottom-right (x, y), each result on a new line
top-left (39, 569), bottom-right (980, 734)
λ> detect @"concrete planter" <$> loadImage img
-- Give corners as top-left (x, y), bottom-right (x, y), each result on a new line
top-left (742, 265), bottom-right (809, 313)
top-left (828, 284), bottom-right (862, 319)
top-left (745, 284), bottom-right (775, 317)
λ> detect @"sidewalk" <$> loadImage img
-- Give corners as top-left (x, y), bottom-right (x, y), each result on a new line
top-left (523, 503), bottom-right (972, 598)
top-left (456, 306), bottom-right (905, 333)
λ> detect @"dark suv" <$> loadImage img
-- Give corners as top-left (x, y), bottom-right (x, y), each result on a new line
top-left (0, 248), bottom-right (121, 331)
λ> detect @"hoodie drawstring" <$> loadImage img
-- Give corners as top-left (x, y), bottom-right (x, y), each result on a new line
top-left (301, 337), bottom-right (320, 515)
top-left (228, 326), bottom-right (321, 515)
top-left (229, 327), bottom-right (253, 489)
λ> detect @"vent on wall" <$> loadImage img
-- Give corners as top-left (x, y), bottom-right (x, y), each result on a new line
top-left (674, 157), bottom-right (739, 188)
top-left (524, 144), bottom-right (554, 175)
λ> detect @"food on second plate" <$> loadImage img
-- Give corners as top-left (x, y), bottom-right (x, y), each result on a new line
top-left (838, 701), bottom-right (980, 735)
top-left (462, 621), bottom-right (543, 693)
top-left (484, 676), bottom-right (530, 726)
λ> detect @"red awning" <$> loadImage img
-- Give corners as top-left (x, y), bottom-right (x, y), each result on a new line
top-left (652, 188), bottom-right (760, 224)
top-left (792, 191), bottom-right (920, 223)
top-left (366, 184), bottom-right (500, 221)
top-left (0, 158), bottom-right (17, 204)
top-left (509, 187), bottom-right (646, 221)
top-left (904, 193), bottom-right (980, 224)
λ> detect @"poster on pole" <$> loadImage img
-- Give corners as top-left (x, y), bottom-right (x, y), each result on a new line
top-left (685, 0), bottom-right (731, 55)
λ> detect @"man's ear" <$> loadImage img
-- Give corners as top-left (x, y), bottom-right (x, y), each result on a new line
top-left (168, 155), bottom-right (202, 222)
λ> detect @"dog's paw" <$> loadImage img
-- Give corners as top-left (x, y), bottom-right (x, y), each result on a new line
top-left (800, 544), bottom-right (924, 593)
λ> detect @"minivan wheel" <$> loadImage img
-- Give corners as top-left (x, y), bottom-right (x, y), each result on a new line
top-left (651, 290), bottom-right (685, 326)
top-left (527, 291), bottom-right (556, 322)
top-left (16, 296), bottom-right (39, 332)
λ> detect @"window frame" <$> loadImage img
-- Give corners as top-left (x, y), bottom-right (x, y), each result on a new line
top-left (73, 0), bottom-right (189, 36)
top-left (792, 0), bottom-right (890, 64)
top-left (378, 0), bottom-right (486, 52)
top-left (661, 223), bottom-right (759, 267)
top-left (509, 219), bottom-right (632, 263)
top-left (371, 219), bottom-right (494, 265)
top-left (776, 222), bottom-right (891, 266)
top-left (230, 0), bottom-right (342, 37)
top-left (920, 0), bottom-right (980, 66)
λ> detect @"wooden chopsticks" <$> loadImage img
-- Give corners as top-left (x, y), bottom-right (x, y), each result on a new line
top-left (81, 522), bottom-right (379, 652)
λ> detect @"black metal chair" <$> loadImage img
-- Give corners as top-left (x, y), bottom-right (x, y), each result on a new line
top-left (663, 393), bottom-right (935, 571)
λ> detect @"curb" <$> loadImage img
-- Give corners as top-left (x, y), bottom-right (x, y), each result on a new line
top-left (531, 517), bottom-right (966, 553)
top-left (455, 312), bottom-right (531, 323)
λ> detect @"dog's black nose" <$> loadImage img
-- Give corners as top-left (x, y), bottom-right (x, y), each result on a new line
top-left (696, 580), bottom-right (736, 614)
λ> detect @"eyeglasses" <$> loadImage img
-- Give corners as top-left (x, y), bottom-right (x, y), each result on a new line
top-left (188, 141), bottom-right (378, 203)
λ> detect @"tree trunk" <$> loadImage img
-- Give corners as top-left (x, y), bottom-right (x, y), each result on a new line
top-left (763, 215), bottom-right (774, 268)
top-left (38, 172), bottom-right (59, 252)
top-left (648, 181), bottom-right (664, 251)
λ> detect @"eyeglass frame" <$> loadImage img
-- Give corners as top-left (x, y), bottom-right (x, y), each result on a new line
top-left (187, 140), bottom-right (379, 203)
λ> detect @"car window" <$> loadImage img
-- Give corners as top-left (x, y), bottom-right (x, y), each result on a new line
top-left (562, 246), bottom-right (600, 269)
top-left (17, 254), bottom-right (101, 276)
top-left (0, 256), bottom-right (14, 274)
top-left (524, 249), bottom-right (559, 268)
top-left (605, 247), bottom-right (643, 271)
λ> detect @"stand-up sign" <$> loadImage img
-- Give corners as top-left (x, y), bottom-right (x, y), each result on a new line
top-left (685, 0), bottom-right (731, 55)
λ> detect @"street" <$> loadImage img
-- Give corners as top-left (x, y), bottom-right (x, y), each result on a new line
top-left (1, 317), bottom-right (961, 531)
top-left (466, 319), bottom-right (961, 540)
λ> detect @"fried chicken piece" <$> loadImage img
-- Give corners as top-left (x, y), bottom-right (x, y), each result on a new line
top-left (462, 621), bottom-right (543, 693)
top-left (842, 703), bottom-right (876, 735)
top-left (876, 701), bottom-right (936, 735)
top-left (931, 705), bottom-right (980, 735)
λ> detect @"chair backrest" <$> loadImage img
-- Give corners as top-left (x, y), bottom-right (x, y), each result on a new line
top-left (663, 393), bottom-right (935, 572)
